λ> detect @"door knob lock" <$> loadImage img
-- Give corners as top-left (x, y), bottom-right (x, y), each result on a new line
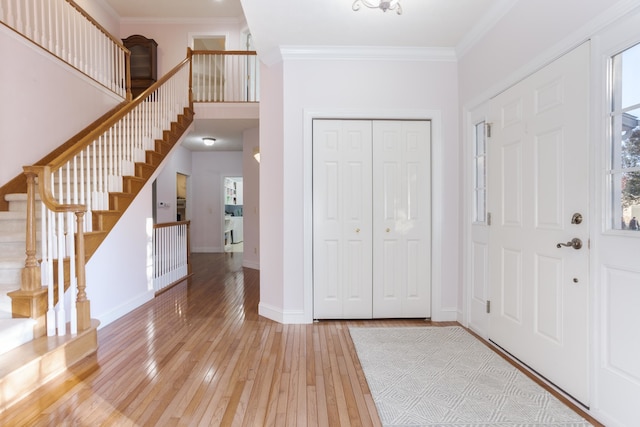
top-left (556, 238), bottom-right (582, 250)
top-left (571, 213), bottom-right (583, 224)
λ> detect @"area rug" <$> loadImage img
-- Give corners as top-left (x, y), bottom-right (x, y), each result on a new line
top-left (349, 326), bottom-right (592, 427)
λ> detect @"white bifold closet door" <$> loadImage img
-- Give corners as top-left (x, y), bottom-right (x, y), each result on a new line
top-left (313, 119), bottom-right (431, 319)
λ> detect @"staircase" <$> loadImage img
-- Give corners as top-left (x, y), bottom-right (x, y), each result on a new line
top-left (0, 100), bottom-right (194, 412)
top-left (0, 193), bottom-right (40, 356)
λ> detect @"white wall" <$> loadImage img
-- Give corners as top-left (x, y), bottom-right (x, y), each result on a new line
top-left (86, 183), bottom-right (154, 327)
top-left (258, 60), bottom-right (285, 320)
top-left (458, 0), bottom-right (614, 106)
top-left (191, 151), bottom-right (243, 252)
top-left (242, 127), bottom-right (260, 270)
top-left (0, 25), bottom-right (122, 184)
top-left (258, 55), bottom-right (459, 323)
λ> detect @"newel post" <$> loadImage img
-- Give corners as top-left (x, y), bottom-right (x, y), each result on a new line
top-left (8, 167), bottom-right (47, 322)
top-left (21, 169), bottom-right (41, 290)
top-left (187, 47), bottom-right (194, 106)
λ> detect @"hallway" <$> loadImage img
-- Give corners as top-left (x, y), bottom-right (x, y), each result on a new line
top-left (0, 253), bottom-right (430, 426)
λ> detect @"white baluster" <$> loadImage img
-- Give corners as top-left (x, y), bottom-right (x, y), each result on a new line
top-left (72, 9), bottom-right (78, 68)
top-left (24, 0), bottom-right (32, 40)
top-left (84, 148), bottom-right (92, 232)
top-left (91, 140), bottom-right (98, 210)
top-left (56, 170), bottom-right (65, 336)
top-left (44, 203), bottom-right (56, 336)
top-left (40, 0), bottom-right (47, 47)
top-left (15, 0), bottom-right (23, 33)
top-left (68, 210), bottom-right (77, 335)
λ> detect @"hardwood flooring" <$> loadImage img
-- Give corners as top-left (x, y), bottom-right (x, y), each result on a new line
top-left (0, 253), bottom-right (598, 426)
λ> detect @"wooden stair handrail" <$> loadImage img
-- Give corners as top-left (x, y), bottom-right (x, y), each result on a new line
top-left (45, 54), bottom-right (193, 171)
top-left (191, 50), bottom-right (258, 56)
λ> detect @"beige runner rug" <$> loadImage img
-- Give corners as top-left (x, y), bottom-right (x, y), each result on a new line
top-left (349, 326), bottom-right (592, 427)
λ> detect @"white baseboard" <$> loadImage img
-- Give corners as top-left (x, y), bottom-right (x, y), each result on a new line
top-left (191, 246), bottom-right (223, 253)
top-left (258, 302), bottom-right (310, 324)
top-left (242, 260), bottom-right (260, 270)
top-left (95, 290), bottom-right (154, 329)
top-left (431, 306), bottom-right (459, 322)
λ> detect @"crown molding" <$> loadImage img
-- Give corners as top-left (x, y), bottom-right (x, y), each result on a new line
top-left (278, 45), bottom-right (457, 62)
top-left (120, 16), bottom-right (242, 25)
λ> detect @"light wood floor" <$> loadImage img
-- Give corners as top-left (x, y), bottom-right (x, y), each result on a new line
top-left (0, 253), bottom-right (599, 426)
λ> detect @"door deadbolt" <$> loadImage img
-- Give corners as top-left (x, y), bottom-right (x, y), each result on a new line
top-left (571, 213), bottom-right (583, 225)
top-left (557, 238), bottom-right (582, 250)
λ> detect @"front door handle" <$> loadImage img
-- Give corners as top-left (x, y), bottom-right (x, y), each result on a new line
top-left (556, 238), bottom-right (582, 250)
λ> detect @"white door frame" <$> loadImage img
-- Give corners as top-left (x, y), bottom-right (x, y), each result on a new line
top-left (221, 174), bottom-right (243, 251)
top-left (302, 108), bottom-right (447, 324)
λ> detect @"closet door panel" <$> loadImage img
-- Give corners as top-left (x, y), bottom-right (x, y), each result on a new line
top-left (373, 120), bottom-right (431, 318)
top-left (313, 120), bottom-right (373, 319)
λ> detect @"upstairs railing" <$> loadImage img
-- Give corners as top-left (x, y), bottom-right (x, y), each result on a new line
top-left (191, 50), bottom-right (259, 102)
top-left (0, 0), bottom-right (130, 99)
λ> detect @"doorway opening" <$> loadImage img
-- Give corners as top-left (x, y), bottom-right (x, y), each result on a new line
top-left (223, 176), bottom-right (243, 253)
top-left (176, 173), bottom-right (187, 221)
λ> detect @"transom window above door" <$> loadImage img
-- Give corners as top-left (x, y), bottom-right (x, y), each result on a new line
top-left (609, 42), bottom-right (640, 231)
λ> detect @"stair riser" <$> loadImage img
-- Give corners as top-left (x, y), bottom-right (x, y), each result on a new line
top-left (0, 268), bottom-right (21, 285)
top-left (7, 201), bottom-right (47, 213)
top-left (0, 298), bottom-right (11, 314)
top-left (0, 219), bottom-right (28, 233)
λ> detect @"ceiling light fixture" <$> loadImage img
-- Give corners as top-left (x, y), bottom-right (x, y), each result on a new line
top-left (352, 0), bottom-right (402, 15)
top-left (203, 137), bottom-right (216, 146)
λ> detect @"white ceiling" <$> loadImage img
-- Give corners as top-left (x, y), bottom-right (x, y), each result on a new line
top-left (102, 0), bottom-right (517, 151)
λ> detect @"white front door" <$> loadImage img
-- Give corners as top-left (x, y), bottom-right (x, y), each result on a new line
top-left (313, 119), bottom-right (431, 319)
top-left (372, 121), bottom-right (431, 318)
top-left (488, 42), bottom-right (590, 405)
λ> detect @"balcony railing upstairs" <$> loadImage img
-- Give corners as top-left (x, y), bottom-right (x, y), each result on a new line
top-left (0, 0), bottom-right (130, 99)
top-left (191, 50), bottom-right (259, 102)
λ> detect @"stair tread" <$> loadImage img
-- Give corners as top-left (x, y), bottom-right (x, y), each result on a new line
top-left (4, 193), bottom-right (38, 201)
top-left (0, 318), bottom-right (98, 374)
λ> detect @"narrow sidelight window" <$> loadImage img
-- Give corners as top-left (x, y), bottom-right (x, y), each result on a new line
top-left (474, 121), bottom-right (487, 224)
top-left (609, 42), bottom-right (640, 230)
